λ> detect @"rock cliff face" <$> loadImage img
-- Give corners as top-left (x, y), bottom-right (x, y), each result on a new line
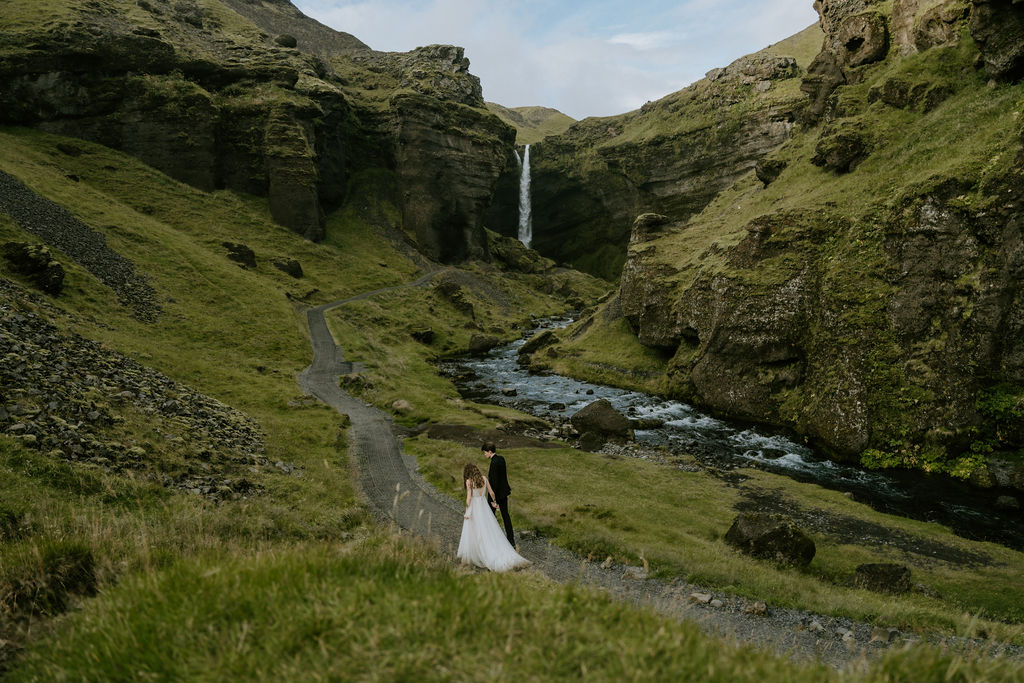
top-left (494, 30), bottom-right (819, 280)
top-left (614, 0), bottom-right (1024, 480)
top-left (392, 93), bottom-right (514, 261)
top-left (0, 0), bottom-right (514, 260)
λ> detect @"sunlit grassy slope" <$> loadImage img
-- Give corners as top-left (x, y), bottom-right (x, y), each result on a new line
top-left (486, 103), bottom-right (576, 145)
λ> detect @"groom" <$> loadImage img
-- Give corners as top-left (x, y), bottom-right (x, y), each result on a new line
top-left (483, 441), bottom-right (515, 547)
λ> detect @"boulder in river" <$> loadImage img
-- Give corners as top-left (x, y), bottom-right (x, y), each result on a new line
top-left (518, 329), bottom-right (557, 358)
top-left (468, 334), bottom-right (500, 355)
top-left (570, 399), bottom-right (634, 447)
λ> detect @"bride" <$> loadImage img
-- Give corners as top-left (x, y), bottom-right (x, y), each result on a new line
top-left (457, 463), bottom-right (530, 572)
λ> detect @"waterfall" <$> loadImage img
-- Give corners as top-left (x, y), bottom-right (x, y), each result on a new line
top-left (517, 144), bottom-right (532, 247)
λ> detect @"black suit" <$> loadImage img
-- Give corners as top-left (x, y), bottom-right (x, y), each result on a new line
top-left (487, 453), bottom-right (515, 546)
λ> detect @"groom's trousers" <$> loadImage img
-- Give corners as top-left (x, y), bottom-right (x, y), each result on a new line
top-left (495, 495), bottom-right (515, 546)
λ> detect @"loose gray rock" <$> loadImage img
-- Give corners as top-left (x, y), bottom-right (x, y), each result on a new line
top-left (0, 278), bottom-right (284, 501)
top-left (870, 626), bottom-right (900, 644)
top-left (743, 600), bottom-right (768, 616)
top-left (0, 171), bottom-right (159, 321)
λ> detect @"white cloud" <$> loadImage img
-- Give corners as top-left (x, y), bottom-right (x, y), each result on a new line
top-left (608, 31), bottom-right (680, 51)
top-left (294, 0), bottom-right (820, 120)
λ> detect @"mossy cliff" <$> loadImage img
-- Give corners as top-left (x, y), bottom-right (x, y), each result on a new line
top-left (0, 0), bottom-right (515, 260)
top-left (590, 0), bottom-right (1024, 484)
top-left (497, 25), bottom-right (823, 281)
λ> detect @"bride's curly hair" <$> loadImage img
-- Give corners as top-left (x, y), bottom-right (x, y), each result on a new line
top-left (463, 463), bottom-right (484, 489)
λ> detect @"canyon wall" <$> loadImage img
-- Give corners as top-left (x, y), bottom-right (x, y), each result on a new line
top-left (608, 0), bottom-right (1024, 481)
top-left (0, 0), bottom-right (515, 260)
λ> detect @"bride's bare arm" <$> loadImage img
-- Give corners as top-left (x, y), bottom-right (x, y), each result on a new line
top-left (483, 476), bottom-right (498, 506)
top-left (464, 479), bottom-right (472, 517)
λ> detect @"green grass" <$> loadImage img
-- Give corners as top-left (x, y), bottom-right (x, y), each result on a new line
top-left (759, 22), bottom-right (826, 68)
top-left (596, 33), bottom-right (1024, 475)
top-left (4, 120), bottom-right (1022, 677)
top-left (409, 435), bottom-right (1024, 644)
top-left (10, 532), bottom-right (1024, 682)
top-left (486, 103), bottom-right (576, 145)
top-left (8, 535), bottom-right (845, 682)
top-left (538, 297), bottom-right (670, 394)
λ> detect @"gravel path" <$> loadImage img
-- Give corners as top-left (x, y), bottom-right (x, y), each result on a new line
top-left (298, 272), bottom-right (1023, 671)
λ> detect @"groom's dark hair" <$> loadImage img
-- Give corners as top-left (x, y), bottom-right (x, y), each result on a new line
top-left (481, 441), bottom-right (496, 453)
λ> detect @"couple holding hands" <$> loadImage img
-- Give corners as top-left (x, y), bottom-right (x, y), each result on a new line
top-left (456, 442), bottom-right (530, 572)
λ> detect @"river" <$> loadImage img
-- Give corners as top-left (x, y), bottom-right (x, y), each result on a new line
top-left (444, 316), bottom-right (1024, 551)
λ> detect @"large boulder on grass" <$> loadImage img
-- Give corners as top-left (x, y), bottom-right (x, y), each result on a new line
top-left (724, 513), bottom-right (816, 568)
top-left (849, 563), bottom-right (912, 594)
top-left (273, 257), bottom-right (303, 278)
top-left (222, 242), bottom-right (256, 269)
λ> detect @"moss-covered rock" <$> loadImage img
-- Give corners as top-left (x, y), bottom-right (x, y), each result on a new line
top-left (970, 0), bottom-right (1024, 80)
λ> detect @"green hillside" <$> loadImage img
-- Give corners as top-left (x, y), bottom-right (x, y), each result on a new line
top-left (540, 3), bottom-right (1024, 485)
top-left (486, 103), bottom-right (576, 145)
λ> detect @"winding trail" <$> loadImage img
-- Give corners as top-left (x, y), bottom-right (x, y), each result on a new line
top-left (297, 271), bottom-right (1020, 670)
top-left (297, 270), bottom-right (464, 547)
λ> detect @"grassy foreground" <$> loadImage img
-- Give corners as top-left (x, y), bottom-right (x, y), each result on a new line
top-left (7, 534), bottom-right (838, 681)
top-left (1, 124), bottom-right (1022, 681)
top-left (410, 437), bottom-right (1024, 640)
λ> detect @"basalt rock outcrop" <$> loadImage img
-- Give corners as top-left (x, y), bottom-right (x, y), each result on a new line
top-left (800, 0), bottom-right (890, 122)
top-left (497, 32), bottom-right (817, 280)
top-left (0, 0), bottom-right (514, 262)
top-left (615, 0), bottom-right (1024, 483)
top-left (970, 0), bottom-right (1024, 80)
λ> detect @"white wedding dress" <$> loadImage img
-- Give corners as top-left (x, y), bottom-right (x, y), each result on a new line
top-left (457, 485), bottom-right (530, 572)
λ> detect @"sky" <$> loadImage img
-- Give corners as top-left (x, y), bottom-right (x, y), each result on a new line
top-left (293, 0), bottom-right (821, 120)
